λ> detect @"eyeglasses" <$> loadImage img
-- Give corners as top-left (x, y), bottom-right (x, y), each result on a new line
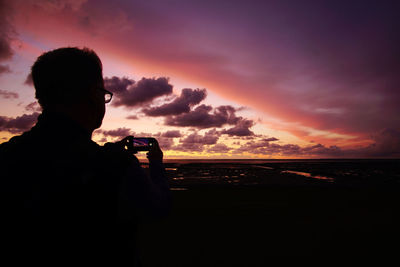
top-left (103, 89), bottom-right (113, 103)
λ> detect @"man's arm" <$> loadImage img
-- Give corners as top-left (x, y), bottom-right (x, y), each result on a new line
top-left (105, 137), bottom-right (171, 221)
top-left (146, 139), bottom-right (171, 217)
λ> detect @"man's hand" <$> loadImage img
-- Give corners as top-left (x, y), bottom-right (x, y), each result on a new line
top-left (115, 136), bottom-right (137, 154)
top-left (102, 136), bottom-right (138, 165)
top-left (147, 139), bottom-right (163, 163)
top-left (105, 136), bottom-right (163, 162)
top-left (104, 136), bottom-right (137, 154)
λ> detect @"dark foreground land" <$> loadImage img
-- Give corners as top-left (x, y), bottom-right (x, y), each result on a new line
top-left (138, 160), bottom-right (400, 266)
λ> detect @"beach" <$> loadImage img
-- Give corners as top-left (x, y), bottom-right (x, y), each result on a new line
top-left (138, 160), bottom-right (400, 266)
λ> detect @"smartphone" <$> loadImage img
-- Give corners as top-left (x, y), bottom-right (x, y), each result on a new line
top-left (132, 137), bottom-right (156, 151)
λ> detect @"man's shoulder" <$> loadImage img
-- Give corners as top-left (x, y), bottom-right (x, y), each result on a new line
top-left (0, 132), bottom-right (38, 171)
top-left (0, 132), bottom-right (33, 154)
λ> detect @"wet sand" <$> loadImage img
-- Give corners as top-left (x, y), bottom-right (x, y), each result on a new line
top-left (138, 185), bottom-right (399, 266)
top-left (138, 161), bottom-right (400, 266)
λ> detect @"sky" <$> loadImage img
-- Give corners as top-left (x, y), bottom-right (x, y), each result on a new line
top-left (1, 0), bottom-right (399, 158)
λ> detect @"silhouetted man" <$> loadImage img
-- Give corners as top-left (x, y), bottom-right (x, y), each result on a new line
top-left (0, 47), bottom-right (170, 266)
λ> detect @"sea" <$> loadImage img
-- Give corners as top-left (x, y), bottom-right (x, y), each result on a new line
top-left (144, 159), bottom-right (400, 189)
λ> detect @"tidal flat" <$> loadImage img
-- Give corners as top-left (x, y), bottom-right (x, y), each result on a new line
top-left (138, 160), bottom-right (400, 266)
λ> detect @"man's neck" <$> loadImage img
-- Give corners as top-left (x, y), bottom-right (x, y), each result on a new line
top-left (41, 109), bottom-right (94, 138)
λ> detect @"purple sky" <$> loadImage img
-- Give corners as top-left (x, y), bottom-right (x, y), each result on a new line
top-left (0, 0), bottom-right (399, 158)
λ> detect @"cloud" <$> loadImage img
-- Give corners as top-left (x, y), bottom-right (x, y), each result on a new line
top-left (0, 112), bottom-right (39, 134)
top-left (234, 139), bottom-right (299, 156)
top-left (0, 0), bottom-right (14, 75)
top-left (126, 115), bottom-right (139, 120)
top-left (207, 143), bottom-right (231, 153)
top-left (142, 88), bottom-right (207, 116)
top-left (0, 89), bottom-right (18, 99)
top-left (232, 129), bottom-right (400, 158)
top-left (165, 104), bottom-right (244, 129)
top-left (163, 104), bottom-right (257, 136)
top-left (0, 64), bottom-right (10, 75)
top-left (221, 119), bottom-right (254, 136)
top-left (104, 76), bottom-right (134, 94)
top-left (29, 0), bottom-right (88, 12)
top-left (137, 85), bottom-right (257, 135)
top-left (24, 73), bottom-right (33, 86)
top-left (0, 24), bottom-right (13, 62)
top-left (0, 38), bottom-right (12, 61)
top-left (288, 128), bottom-right (400, 158)
top-left (181, 130), bottom-right (219, 145)
top-left (97, 127), bottom-right (132, 138)
top-left (262, 137), bottom-right (279, 142)
top-left (300, 144), bottom-right (342, 157)
top-left (365, 128), bottom-right (400, 157)
top-left (104, 76), bottom-right (173, 108)
top-left (159, 130), bottom-right (182, 138)
top-left (174, 130), bottom-right (219, 152)
top-left (24, 101), bottom-right (42, 112)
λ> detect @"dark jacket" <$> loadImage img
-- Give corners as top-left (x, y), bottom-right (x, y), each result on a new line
top-left (0, 112), bottom-right (170, 266)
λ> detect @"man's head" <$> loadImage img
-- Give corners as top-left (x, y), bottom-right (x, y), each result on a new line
top-left (31, 47), bottom-right (108, 132)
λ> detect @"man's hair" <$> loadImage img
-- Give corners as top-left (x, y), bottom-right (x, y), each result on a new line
top-left (31, 47), bottom-right (103, 109)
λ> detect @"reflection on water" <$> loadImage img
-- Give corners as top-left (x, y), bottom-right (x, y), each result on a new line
top-left (253, 165), bottom-right (274, 170)
top-left (170, 187), bottom-right (188, 191)
top-left (165, 163), bottom-right (337, 186)
top-left (163, 160), bottom-right (400, 187)
top-left (185, 176), bottom-right (221, 180)
top-left (281, 170), bottom-right (334, 182)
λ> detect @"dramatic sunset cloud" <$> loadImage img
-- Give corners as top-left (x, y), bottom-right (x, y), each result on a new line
top-left (106, 77), bottom-right (173, 108)
top-left (143, 88), bottom-right (207, 116)
top-left (98, 127), bottom-right (133, 139)
top-left (222, 119), bottom-right (255, 137)
top-left (24, 101), bottom-right (41, 112)
top-left (158, 130), bottom-right (182, 138)
top-left (165, 105), bottom-right (244, 129)
top-left (0, 0), bottom-right (399, 158)
top-left (0, 65), bottom-right (10, 75)
top-left (0, 90), bottom-right (18, 99)
top-left (207, 143), bottom-right (231, 154)
top-left (0, 112), bottom-right (39, 134)
top-left (0, 0), bottom-right (14, 75)
top-left (175, 130), bottom-right (220, 152)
